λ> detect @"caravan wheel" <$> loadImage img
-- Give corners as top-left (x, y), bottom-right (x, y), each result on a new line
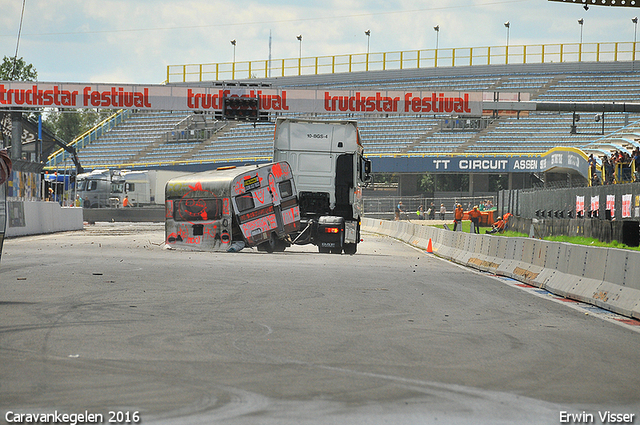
top-left (258, 233), bottom-right (286, 253)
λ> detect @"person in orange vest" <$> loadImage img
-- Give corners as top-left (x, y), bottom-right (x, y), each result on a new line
top-left (468, 205), bottom-right (482, 234)
top-left (453, 204), bottom-right (464, 231)
top-left (487, 216), bottom-right (505, 234)
top-left (486, 212), bottom-right (512, 234)
top-left (122, 195), bottom-right (131, 207)
top-left (502, 212), bottom-right (513, 231)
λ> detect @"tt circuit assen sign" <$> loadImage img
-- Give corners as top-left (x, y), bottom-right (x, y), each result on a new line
top-left (373, 148), bottom-right (590, 177)
top-left (0, 81), bottom-right (486, 116)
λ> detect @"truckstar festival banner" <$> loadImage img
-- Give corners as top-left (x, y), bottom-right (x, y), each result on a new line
top-left (0, 81), bottom-right (486, 116)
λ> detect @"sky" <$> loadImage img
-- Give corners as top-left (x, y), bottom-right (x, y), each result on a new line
top-left (1, 0), bottom-right (639, 84)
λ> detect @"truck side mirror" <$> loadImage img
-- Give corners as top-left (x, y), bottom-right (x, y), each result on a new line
top-left (363, 159), bottom-right (372, 187)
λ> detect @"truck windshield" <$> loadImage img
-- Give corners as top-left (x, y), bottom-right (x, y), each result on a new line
top-left (86, 180), bottom-right (98, 191)
top-left (111, 183), bottom-right (124, 194)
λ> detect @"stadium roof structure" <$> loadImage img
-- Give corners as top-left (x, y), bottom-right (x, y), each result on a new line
top-left (36, 58), bottom-right (640, 188)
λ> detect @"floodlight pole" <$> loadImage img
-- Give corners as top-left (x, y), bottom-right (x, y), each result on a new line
top-left (504, 21), bottom-right (510, 65)
top-left (231, 40), bottom-right (236, 62)
top-left (578, 18), bottom-right (584, 44)
top-left (504, 21), bottom-right (510, 47)
top-left (633, 17), bottom-right (638, 61)
top-left (434, 25), bottom-right (440, 67)
top-left (297, 35), bottom-right (302, 75)
top-left (230, 40), bottom-right (236, 79)
top-left (578, 19), bottom-right (584, 62)
top-left (365, 30), bottom-right (371, 71)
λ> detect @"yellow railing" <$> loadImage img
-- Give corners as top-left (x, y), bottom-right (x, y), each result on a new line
top-left (167, 41), bottom-right (639, 83)
top-left (46, 109), bottom-right (130, 168)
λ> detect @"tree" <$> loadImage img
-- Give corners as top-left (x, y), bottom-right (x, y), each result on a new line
top-left (44, 109), bottom-right (115, 143)
top-left (438, 174), bottom-right (469, 192)
top-left (418, 173), bottom-right (435, 194)
top-left (0, 57), bottom-right (38, 151)
top-left (488, 174), bottom-right (509, 192)
top-left (0, 56), bottom-right (37, 81)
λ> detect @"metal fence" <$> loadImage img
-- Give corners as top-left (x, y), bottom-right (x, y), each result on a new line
top-left (364, 195), bottom-right (496, 220)
top-left (498, 182), bottom-right (640, 221)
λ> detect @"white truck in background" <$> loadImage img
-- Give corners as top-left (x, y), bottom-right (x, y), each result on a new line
top-left (273, 118), bottom-right (372, 254)
top-left (76, 169), bottom-right (185, 208)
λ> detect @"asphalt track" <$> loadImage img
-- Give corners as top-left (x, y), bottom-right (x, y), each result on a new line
top-left (1, 222), bottom-right (639, 425)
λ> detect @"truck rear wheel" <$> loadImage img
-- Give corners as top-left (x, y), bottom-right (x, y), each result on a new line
top-left (343, 243), bottom-right (357, 255)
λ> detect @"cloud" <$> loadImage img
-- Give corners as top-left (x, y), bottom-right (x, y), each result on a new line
top-left (2, 0), bottom-right (638, 83)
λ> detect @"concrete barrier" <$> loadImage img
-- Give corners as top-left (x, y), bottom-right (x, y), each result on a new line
top-left (363, 218), bottom-right (640, 320)
top-left (496, 237), bottom-right (521, 278)
top-left (83, 206), bottom-right (166, 223)
top-left (6, 201), bottom-right (83, 237)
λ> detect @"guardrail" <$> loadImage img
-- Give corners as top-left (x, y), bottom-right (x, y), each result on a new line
top-left (167, 41), bottom-right (639, 83)
top-left (362, 218), bottom-right (640, 319)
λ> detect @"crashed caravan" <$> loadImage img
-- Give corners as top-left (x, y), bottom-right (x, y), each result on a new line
top-left (165, 162), bottom-right (301, 252)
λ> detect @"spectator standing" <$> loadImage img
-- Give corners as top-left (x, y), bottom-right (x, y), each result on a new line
top-left (633, 148), bottom-right (640, 182)
top-left (439, 203), bottom-right (446, 220)
top-left (468, 206), bottom-right (482, 234)
top-left (395, 201), bottom-right (404, 220)
top-left (604, 157), bottom-right (614, 184)
top-left (429, 202), bottom-right (436, 220)
top-left (588, 154), bottom-right (597, 179)
top-left (453, 204), bottom-right (464, 231)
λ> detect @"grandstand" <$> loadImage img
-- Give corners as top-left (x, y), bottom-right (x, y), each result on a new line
top-left (48, 49), bottom-right (640, 192)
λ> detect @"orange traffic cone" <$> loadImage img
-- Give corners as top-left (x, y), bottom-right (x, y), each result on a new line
top-left (426, 238), bottom-right (433, 253)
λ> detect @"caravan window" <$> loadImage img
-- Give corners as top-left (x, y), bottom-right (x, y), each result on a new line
top-left (279, 180), bottom-right (293, 198)
top-left (87, 181), bottom-right (98, 191)
top-left (174, 198), bottom-right (223, 222)
top-left (235, 192), bottom-right (255, 212)
top-left (125, 183), bottom-right (135, 192)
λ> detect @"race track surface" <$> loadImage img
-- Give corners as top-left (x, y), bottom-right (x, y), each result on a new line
top-left (1, 223), bottom-right (638, 424)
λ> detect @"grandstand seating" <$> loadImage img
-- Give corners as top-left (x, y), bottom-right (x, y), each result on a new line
top-left (69, 62), bottom-right (640, 169)
top-left (75, 111), bottom-right (190, 168)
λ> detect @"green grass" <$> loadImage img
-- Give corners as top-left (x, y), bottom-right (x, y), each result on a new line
top-left (543, 235), bottom-right (640, 251)
top-left (432, 220), bottom-right (487, 233)
top-left (501, 230), bottom-right (529, 238)
top-left (428, 220), bottom-right (640, 251)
